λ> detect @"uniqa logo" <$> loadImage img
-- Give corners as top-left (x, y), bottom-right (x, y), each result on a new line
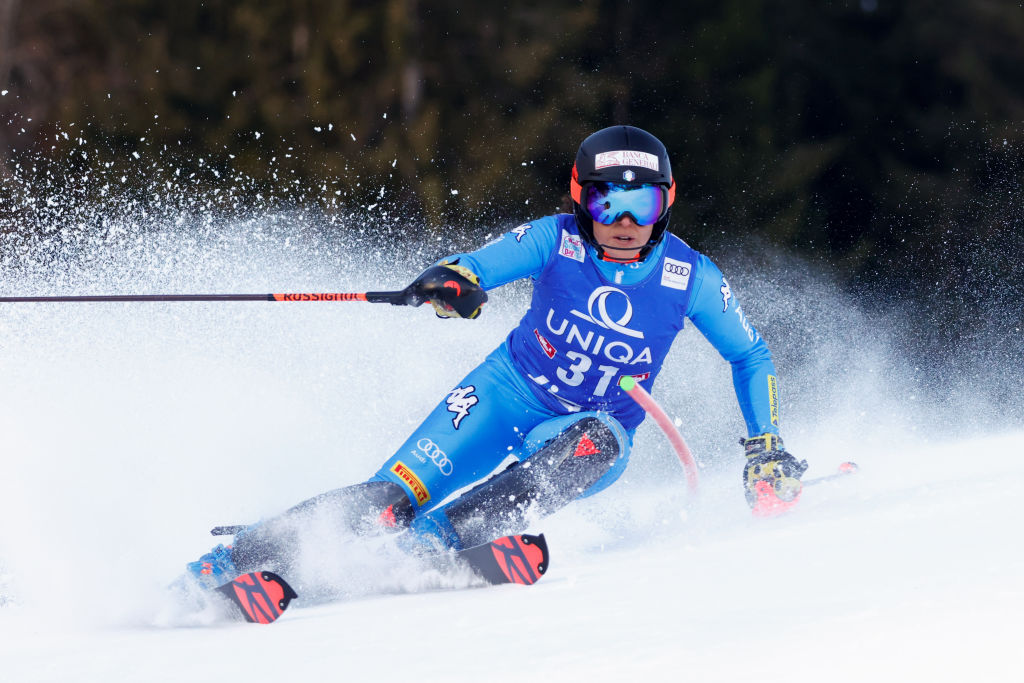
top-left (416, 438), bottom-right (453, 476)
top-left (570, 286), bottom-right (644, 339)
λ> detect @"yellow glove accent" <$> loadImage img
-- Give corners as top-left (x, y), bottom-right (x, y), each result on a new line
top-left (430, 262), bottom-right (484, 319)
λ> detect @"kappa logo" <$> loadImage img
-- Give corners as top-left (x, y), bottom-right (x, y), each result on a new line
top-left (511, 223), bottom-right (533, 242)
top-left (720, 277), bottom-right (732, 312)
top-left (446, 385), bottom-right (478, 430)
top-left (570, 286), bottom-right (644, 339)
top-left (559, 230), bottom-right (585, 262)
top-left (661, 258), bottom-right (692, 291)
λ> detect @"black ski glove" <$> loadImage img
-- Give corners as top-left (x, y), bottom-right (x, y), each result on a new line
top-left (405, 260), bottom-right (487, 319)
top-left (741, 434), bottom-right (808, 508)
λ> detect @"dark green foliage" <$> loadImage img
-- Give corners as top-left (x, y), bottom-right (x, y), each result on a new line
top-left (1, 0), bottom-right (1022, 343)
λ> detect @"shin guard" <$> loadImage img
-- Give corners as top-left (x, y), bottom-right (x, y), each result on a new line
top-left (231, 480), bottom-right (414, 572)
top-left (422, 417), bottom-right (619, 549)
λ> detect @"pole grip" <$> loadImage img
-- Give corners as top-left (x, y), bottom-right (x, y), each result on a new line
top-left (364, 289), bottom-right (416, 305)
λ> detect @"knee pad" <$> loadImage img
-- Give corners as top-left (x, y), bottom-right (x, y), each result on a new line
top-left (523, 412), bottom-right (631, 497)
top-left (427, 416), bottom-right (623, 549)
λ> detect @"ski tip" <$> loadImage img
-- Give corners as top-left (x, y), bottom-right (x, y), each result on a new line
top-left (838, 461), bottom-right (859, 474)
top-left (216, 571), bottom-right (298, 624)
top-left (488, 533), bottom-right (549, 586)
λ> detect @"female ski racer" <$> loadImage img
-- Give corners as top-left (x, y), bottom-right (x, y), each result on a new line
top-left (188, 125), bottom-right (807, 585)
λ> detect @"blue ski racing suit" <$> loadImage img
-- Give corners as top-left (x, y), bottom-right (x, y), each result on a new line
top-left (362, 213), bottom-right (779, 549)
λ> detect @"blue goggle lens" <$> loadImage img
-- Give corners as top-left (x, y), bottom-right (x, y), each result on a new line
top-left (584, 183), bottom-right (667, 226)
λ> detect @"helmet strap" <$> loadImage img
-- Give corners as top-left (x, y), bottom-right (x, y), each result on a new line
top-left (594, 242), bottom-right (653, 264)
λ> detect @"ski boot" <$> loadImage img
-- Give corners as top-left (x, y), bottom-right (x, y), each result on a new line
top-left (185, 543), bottom-right (239, 590)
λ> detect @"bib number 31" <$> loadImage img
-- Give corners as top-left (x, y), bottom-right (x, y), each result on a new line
top-left (555, 351), bottom-right (620, 397)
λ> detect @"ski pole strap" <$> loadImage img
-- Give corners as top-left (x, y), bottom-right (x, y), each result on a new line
top-left (618, 376), bottom-right (699, 494)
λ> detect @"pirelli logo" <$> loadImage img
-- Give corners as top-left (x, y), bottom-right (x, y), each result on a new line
top-left (767, 375), bottom-right (780, 427)
top-left (391, 461), bottom-right (430, 505)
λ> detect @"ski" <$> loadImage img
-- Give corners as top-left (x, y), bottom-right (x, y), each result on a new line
top-left (803, 460), bottom-right (859, 487)
top-left (453, 533), bottom-right (549, 586)
top-left (215, 570), bottom-right (298, 624)
top-left (197, 532), bottom-right (547, 625)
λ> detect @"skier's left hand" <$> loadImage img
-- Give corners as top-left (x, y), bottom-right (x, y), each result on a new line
top-left (406, 260), bottom-right (487, 319)
top-left (741, 433), bottom-right (807, 508)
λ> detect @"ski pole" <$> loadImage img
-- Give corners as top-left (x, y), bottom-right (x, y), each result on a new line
top-left (618, 376), bottom-right (699, 494)
top-left (803, 461), bottom-right (859, 487)
top-left (0, 289), bottom-right (416, 304)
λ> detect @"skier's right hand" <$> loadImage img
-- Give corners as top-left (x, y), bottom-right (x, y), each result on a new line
top-left (406, 260), bottom-right (487, 319)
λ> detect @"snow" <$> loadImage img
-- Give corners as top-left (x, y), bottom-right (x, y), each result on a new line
top-left (0, 215), bottom-right (1021, 682)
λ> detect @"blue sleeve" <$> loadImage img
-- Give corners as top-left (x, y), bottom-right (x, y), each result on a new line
top-left (439, 216), bottom-right (560, 289)
top-left (686, 255), bottom-right (781, 437)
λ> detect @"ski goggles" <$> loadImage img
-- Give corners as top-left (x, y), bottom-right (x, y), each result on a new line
top-left (583, 182), bottom-right (670, 226)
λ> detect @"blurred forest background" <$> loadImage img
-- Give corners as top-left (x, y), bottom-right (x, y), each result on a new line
top-left (1, 0), bottom-right (1022, 362)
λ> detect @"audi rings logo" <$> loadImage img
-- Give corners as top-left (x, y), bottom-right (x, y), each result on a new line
top-left (570, 286), bottom-right (644, 339)
top-left (416, 438), bottom-right (453, 476)
top-left (660, 257), bottom-right (693, 292)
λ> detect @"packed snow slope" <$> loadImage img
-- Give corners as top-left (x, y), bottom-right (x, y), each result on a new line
top-left (0, 211), bottom-right (1020, 683)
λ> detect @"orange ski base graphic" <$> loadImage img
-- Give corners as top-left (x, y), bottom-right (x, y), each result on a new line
top-left (488, 534), bottom-right (548, 585)
top-left (217, 571), bottom-right (298, 624)
top-left (455, 533), bottom-right (549, 586)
